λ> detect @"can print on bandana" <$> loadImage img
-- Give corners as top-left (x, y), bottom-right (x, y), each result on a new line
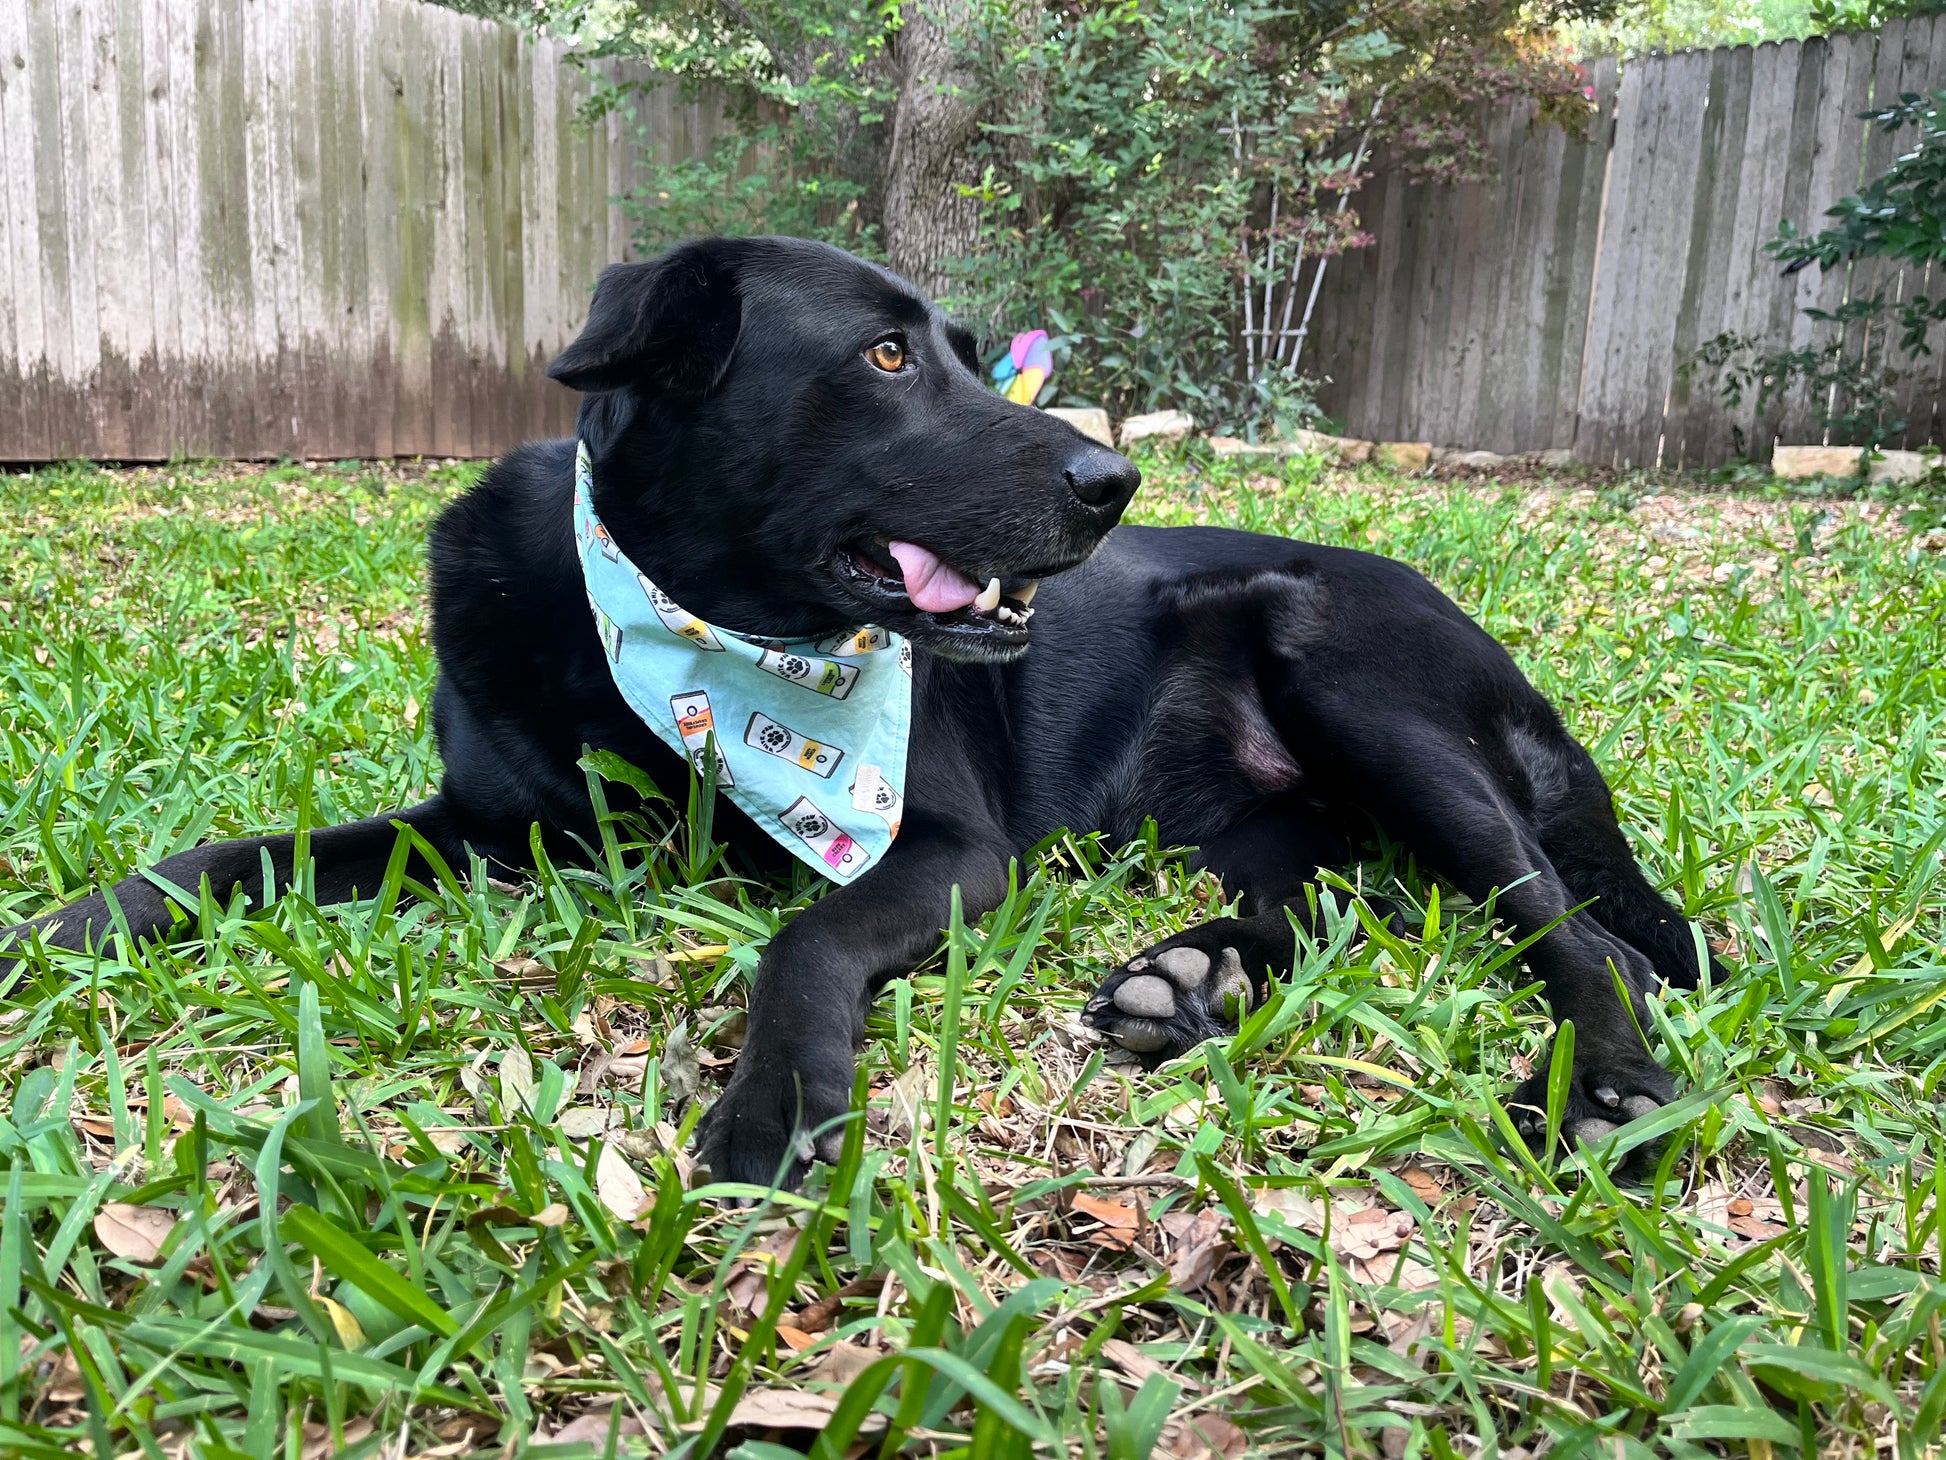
top-left (668, 689), bottom-right (735, 788)
top-left (814, 625), bottom-right (892, 658)
top-left (779, 796), bottom-right (867, 876)
top-left (756, 647), bottom-right (859, 700)
top-left (745, 711), bottom-right (844, 779)
top-left (850, 763), bottom-right (903, 838)
top-left (593, 522), bottom-right (621, 563)
top-left (588, 595), bottom-right (623, 662)
top-left (641, 575), bottom-right (725, 651)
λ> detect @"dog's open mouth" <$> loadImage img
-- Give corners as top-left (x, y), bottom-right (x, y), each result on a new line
top-left (834, 538), bottom-right (1041, 655)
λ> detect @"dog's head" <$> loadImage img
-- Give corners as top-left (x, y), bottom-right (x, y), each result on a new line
top-left (548, 237), bottom-right (1139, 664)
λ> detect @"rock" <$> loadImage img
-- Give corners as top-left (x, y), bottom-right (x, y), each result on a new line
top-left (1207, 435), bottom-right (1290, 457)
top-left (1772, 445), bottom-right (1863, 480)
top-left (1452, 450), bottom-right (1509, 470)
top-left (1774, 445), bottom-right (1939, 484)
top-left (1284, 428), bottom-right (1374, 463)
top-left (1374, 441), bottom-right (1433, 472)
top-left (1536, 448), bottom-right (1576, 468)
top-left (1867, 449), bottom-right (1934, 485)
top-left (1119, 409), bottom-right (1196, 447)
top-left (1044, 406), bottom-right (1114, 448)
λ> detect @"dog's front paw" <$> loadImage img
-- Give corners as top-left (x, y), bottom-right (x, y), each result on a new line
top-left (1083, 928), bottom-right (1258, 1065)
top-left (1507, 1045), bottom-right (1676, 1175)
top-left (694, 1061), bottom-right (852, 1195)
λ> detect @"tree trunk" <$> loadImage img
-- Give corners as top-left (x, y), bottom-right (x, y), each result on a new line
top-left (882, 0), bottom-right (986, 299)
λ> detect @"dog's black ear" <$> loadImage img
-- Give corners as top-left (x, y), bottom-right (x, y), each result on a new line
top-left (548, 242), bottom-right (743, 396)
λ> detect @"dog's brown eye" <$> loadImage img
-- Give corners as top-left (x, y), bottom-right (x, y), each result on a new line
top-left (868, 338), bottom-right (906, 373)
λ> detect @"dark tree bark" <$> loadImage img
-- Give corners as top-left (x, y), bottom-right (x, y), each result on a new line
top-left (882, 0), bottom-right (987, 297)
top-left (715, 0), bottom-right (1041, 301)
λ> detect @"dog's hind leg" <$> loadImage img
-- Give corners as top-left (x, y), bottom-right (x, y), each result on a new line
top-left (1083, 798), bottom-right (1367, 1060)
top-left (1, 796), bottom-right (471, 969)
top-left (1506, 722), bottom-right (1720, 992)
top-left (1311, 718), bottom-right (1682, 1166)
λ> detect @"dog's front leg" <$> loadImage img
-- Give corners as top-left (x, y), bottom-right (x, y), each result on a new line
top-left (694, 814), bottom-right (1009, 1192)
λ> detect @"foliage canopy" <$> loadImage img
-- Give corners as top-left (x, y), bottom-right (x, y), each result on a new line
top-left (557, 0), bottom-right (1605, 424)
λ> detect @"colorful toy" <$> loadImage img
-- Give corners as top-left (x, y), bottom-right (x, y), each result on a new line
top-left (991, 329), bottom-right (1053, 406)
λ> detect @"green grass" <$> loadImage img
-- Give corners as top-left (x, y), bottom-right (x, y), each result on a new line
top-left (2, 450), bottom-right (1944, 1458)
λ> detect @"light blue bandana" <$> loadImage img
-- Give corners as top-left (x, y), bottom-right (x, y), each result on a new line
top-left (573, 442), bottom-right (911, 883)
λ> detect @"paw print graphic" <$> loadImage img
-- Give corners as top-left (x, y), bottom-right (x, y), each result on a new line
top-left (777, 655), bottom-right (811, 680)
top-left (758, 724), bottom-right (792, 754)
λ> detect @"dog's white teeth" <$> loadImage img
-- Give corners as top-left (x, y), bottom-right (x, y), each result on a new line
top-left (996, 605), bottom-right (1023, 626)
top-left (975, 577), bottom-right (1002, 613)
top-left (1014, 579), bottom-right (1039, 606)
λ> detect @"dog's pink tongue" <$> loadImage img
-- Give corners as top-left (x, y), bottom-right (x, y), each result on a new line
top-left (887, 540), bottom-right (979, 613)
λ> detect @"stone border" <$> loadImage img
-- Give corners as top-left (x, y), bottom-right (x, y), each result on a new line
top-left (1047, 406), bottom-right (1940, 486)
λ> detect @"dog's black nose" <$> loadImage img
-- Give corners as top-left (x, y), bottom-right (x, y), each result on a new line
top-left (1064, 445), bottom-right (1141, 513)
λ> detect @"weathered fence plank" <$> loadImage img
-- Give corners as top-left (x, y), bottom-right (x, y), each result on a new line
top-left (1309, 28), bottom-right (1941, 465)
top-left (1882, 14), bottom-right (1946, 449)
top-left (0, 0), bottom-right (734, 460)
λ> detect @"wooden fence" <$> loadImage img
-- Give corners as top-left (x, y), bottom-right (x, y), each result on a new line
top-left (0, 0), bottom-right (735, 461)
top-left (5, 3), bottom-right (1942, 465)
top-left (1306, 18), bottom-right (1946, 466)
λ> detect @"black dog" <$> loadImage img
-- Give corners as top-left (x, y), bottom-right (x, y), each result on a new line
top-left (4, 237), bottom-right (1713, 1186)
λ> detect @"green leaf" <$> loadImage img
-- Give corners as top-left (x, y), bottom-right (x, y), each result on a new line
top-left (1671, 1406), bottom-right (1801, 1444)
top-left (280, 1204), bottom-right (460, 1339)
top-left (295, 980), bottom-right (340, 1147)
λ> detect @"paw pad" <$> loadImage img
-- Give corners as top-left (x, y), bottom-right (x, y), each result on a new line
top-left (1085, 941), bottom-right (1256, 1061)
top-left (1113, 974), bottom-right (1177, 1018)
top-left (1154, 946), bottom-right (1213, 984)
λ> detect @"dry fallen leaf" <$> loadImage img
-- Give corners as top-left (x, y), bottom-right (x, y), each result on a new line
top-left (792, 1273), bottom-right (886, 1334)
top-left (1251, 1185), bottom-right (1321, 1235)
top-left (679, 1386), bottom-right (885, 1435)
top-left (1100, 1338), bottom-right (1201, 1392)
top-left (1329, 1205), bottom-right (1414, 1262)
top-left (1160, 1208), bottom-right (1230, 1292)
top-left (812, 1340), bottom-right (883, 1385)
top-left (500, 1045), bottom-right (537, 1115)
top-left (1071, 1192), bottom-right (1143, 1250)
top-left (724, 1388), bottom-right (840, 1430)
top-left (662, 1021), bottom-right (701, 1112)
top-left (543, 1407), bottom-right (653, 1444)
top-left (1400, 1166), bottom-right (1446, 1205)
top-left (300, 1417), bottom-right (377, 1459)
top-left (556, 1107), bottom-right (614, 1140)
top-left (726, 1228), bottom-right (802, 1316)
top-left (1541, 1262), bottom-right (1582, 1321)
top-left (94, 1203), bottom-right (177, 1263)
top-left (882, 1060), bottom-right (932, 1140)
top-left (595, 1142), bottom-right (649, 1221)
top-left (1161, 1411), bottom-right (1249, 1459)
